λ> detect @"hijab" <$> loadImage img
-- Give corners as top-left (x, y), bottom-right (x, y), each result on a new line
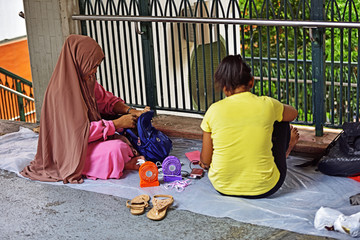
top-left (21, 35), bottom-right (104, 183)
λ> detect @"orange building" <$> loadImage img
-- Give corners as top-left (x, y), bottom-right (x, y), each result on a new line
top-left (0, 36), bottom-right (32, 81)
top-left (0, 37), bottom-right (36, 122)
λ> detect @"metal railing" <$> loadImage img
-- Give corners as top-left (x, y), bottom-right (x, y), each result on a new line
top-left (0, 67), bottom-right (36, 123)
top-left (75, 0), bottom-right (360, 136)
top-left (73, 15), bottom-right (360, 28)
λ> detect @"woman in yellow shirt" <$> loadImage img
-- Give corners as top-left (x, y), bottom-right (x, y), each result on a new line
top-left (200, 55), bottom-right (299, 198)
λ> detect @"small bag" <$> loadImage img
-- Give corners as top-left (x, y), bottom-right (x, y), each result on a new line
top-left (339, 122), bottom-right (360, 156)
top-left (125, 111), bottom-right (172, 163)
top-left (317, 122), bottom-right (360, 177)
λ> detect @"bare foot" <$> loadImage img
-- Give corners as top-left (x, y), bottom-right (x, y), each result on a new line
top-left (124, 156), bottom-right (145, 171)
top-left (286, 125), bottom-right (300, 157)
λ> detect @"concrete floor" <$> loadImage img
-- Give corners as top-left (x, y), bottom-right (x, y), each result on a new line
top-left (0, 119), bottom-right (336, 240)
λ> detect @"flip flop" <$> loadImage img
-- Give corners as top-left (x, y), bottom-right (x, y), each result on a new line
top-left (146, 195), bottom-right (174, 221)
top-left (126, 194), bottom-right (150, 215)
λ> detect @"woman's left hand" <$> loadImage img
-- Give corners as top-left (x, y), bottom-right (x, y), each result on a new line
top-left (199, 160), bottom-right (210, 170)
top-left (131, 106), bottom-right (150, 117)
top-left (112, 114), bottom-right (138, 129)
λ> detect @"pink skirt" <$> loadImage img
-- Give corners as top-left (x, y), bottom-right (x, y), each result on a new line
top-left (82, 139), bottom-right (134, 180)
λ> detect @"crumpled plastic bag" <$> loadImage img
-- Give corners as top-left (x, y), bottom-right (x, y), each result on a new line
top-left (314, 207), bottom-right (360, 237)
top-left (334, 212), bottom-right (360, 237)
top-left (350, 193), bottom-right (360, 206)
top-left (314, 207), bottom-right (342, 231)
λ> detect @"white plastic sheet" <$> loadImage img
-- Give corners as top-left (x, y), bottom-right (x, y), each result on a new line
top-left (1, 127), bottom-right (360, 239)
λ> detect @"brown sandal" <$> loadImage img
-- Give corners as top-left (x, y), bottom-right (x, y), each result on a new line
top-left (146, 195), bottom-right (174, 221)
top-left (126, 194), bottom-right (150, 215)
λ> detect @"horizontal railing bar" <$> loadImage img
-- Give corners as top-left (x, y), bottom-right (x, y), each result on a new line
top-left (25, 110), bottom-right (36, 116)
top-left (72, 15), bottom-right (360, 28)
top-left (254, 76), bottom-right (358, 88)
top-left (0, 84), bottom-right (35, 102)
top-left (247, 57), bottom-right (359, 67)
top-left (9, 110), bottom-right (36, 121)
top-left (0, 67), bottom-right (33, 86)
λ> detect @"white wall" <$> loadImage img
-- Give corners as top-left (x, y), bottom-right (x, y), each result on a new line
top-left (0, 0), bottom-right (26, 41)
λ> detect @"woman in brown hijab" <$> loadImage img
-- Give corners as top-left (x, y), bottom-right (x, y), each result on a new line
top-left (21, 35), bottom-right (148, 183)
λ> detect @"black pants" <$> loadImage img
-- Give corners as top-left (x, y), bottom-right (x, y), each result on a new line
top-left (218, 121), bottom-right (291, 199)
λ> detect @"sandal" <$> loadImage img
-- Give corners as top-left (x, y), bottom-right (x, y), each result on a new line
top-left (126, 194), bottom-right (150, 215)
top-left (146, 195), bottom-right (174, 221)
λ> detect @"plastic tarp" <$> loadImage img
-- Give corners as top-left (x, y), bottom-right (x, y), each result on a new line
top-left (1, 127), bottom-right (360, 239)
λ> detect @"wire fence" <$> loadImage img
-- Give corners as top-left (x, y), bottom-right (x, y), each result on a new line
top-left (72, 0), bottom-right (360, 135)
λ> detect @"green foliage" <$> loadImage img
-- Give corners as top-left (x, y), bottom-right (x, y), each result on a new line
top-left (235, 0), bottom-right (360, 125)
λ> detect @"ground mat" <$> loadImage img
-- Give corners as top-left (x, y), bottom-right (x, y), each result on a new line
top-left (1, 127), bottom-right (360, 239)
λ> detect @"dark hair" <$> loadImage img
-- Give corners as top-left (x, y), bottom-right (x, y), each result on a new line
top-left (214, 54), bottom-right (253, 92)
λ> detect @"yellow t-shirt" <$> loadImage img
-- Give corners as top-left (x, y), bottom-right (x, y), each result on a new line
top-left (200, 92), bottom-right (284, 196)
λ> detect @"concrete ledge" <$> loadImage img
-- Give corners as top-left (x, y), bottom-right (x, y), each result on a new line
top-left (153, 114), bottom-right (341, 157)
top-left (152, 114), bottom-right (203, 140)
top-left (0, 119), bottom-right (39, 136)
top-left (1, 115), bottom-right (341, 158)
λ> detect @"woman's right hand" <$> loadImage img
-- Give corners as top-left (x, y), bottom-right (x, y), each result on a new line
top-left (112, 114), bottom-right (138, 129)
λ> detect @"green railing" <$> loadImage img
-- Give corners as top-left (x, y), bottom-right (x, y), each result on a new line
top-left (74, 0), bottom-right (360, 136)
top-left (0, 67), bottom-right (36, 123)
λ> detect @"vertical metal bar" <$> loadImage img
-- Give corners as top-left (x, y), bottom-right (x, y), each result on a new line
top-left (133, 6), bottom-right (144, 105)
top-left (259, 25), bottom-right (263, 95)
top-left (115, 2), bottom-right (126, 100)
top-left (302, 0), bottom-right (308, 123)
top-left (153, 1), bottom-right (164, 108)
top-left (103, 2), bottom-right (115, 94)
top-left (176, 16), bottom-right (185, 110)
top-left (239, 0), bottom-right (245, 60)
top-left (89, 1), bottom-right (105, 88)
top-left (16, 80), bottom-right (25, 121)
top-left (199, 1), bottom-right (208, 110)
top-left (134, 13), bottom-right (144, 105)
top-left (120, 2), bottom-right (131, 103)
top-left (232, 0), bottom-right (237, 55)
top-left (0, 78), bottom-right (7, 119)
top-left (357, 28), bottom-right (360, 122)
top-left (107, 0), bottom-right (120, 97)
top-left (276, 25), bottom-right (280, 100)
top-left (329, 0), bottom-right (335, 125)
top-left (9, 88), bottom-right (17, 120)
top-left (169, 1), bottom-right (178, 109)
top-left (224, 24), bottom-right (229, 55)
top-left (97, 1), bottom-right (110, 91)
top-left (4, 89), bottom-right (10, 120)
top-left (215, 0), bottom-right (223, 100)
top-left (294, 26), bottom-right (298, 119)
top-left (193, 21), bottom-right (200, 111)
top-left (6, 77), bottom-right (15, 120)
top-left (249, 0), bottom-right (255, 95)
top-left (240, 22), bottom-right (245, 58)
top-left (184, 2), bottom-right (193, 111)
top-left (311, 0), bottom-right (325, 136)
top-left (266, 0), bottom-right (271, 97)
top-left (339, 29), bottom-right (344, 124)
top-left (209, 21), bottom-right (215, 105)
top-left (139, 0), bottom-right (157, 110)
top-left (90, 2), bottom-right (104, 88)
top-left (347, 5), bottom-right (352, 122)
top-left (0, 88), bottom-right (4, 119)
top-left (127, 2), bottom-right (137, 104)
top-left (10, 91), bottom-right (17, 120)
top-left (89, 1), bottom-right (102, 86)
top-left (0, 76), bottom-right (3, 119)
top-left (284, 1), bottom-right (289, 104)
top-left (78, 0), bottom-right (88, 35)
top-left (162, 5), bottom-right (171, 108)
top-left (330, 2), bottom-right (335, 125)
top-left (0, 84), bottom-right (6, 119)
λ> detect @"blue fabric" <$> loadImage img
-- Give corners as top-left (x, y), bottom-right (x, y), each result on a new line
top-left (125, 111), bottom-right (172, 163)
